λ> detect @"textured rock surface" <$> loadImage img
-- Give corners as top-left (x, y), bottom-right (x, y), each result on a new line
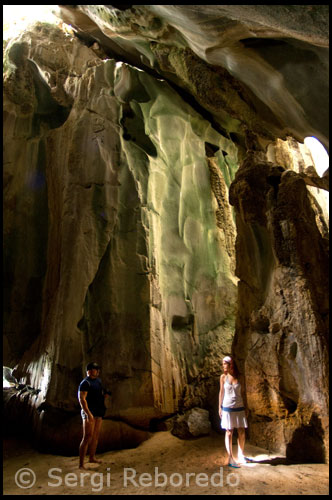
top-left (3, 23), bottom-right (236, 454)
top-left (229, 149), bottom-right (329, 462)
top-left (3, 6), bottom-right (329, 461)
top-left (58, 5), bottom-right (329, 152)
top-left (171, 407), bottom-right (211, 439)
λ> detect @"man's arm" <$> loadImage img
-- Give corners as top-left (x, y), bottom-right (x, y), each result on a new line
top-left (78, 390), bottom-right (94, 422)
top-left (102, 385), bottom-right (111, 403)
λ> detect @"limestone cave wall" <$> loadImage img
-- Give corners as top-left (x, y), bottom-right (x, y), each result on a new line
top-left (4, 23), bottom-right (237, 453)
top-left (3, 6), bottom-right (329, 462)
top-left (229, 149), bottom-right (329, 463)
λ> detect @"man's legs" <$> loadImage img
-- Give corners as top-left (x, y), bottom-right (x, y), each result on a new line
top-left (88, 417), bottom-right (103, 463)
top-left (79, 418), bottom-right (95, 469)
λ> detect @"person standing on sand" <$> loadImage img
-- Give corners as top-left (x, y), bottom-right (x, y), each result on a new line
top-left (219, 355), bottom-right (249, 468)
top-left (78, 362), bottom-right (110, 469)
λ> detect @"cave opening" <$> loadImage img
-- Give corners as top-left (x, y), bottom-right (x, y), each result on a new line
top-left (304, 137), bottom-right (329, 177)
top-left (3, 5), bottom-right (62, 40)
top-left (304, 136), bottom-right (329, 218)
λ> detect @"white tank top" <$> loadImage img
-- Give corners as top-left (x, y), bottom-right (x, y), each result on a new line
top-left (223, 375), bottom-right (244, 409)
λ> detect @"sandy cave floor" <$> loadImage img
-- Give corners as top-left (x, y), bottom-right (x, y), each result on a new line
top-left (3, 431), bottom-right (329, 495)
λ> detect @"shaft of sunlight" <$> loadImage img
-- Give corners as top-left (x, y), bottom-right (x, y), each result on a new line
top-left (3, 5), bottom-right (61, 40)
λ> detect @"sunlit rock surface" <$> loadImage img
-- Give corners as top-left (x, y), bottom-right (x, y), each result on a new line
top-left (4, 23), bottom-right (237, 454)
top-left (3, 5), bottom-right (329, 462)
top-left (59, 5), bottom-right (329, 152)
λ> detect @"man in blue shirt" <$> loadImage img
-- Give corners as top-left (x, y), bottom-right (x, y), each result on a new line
top-left (78, 362), bottom-right (109, 469)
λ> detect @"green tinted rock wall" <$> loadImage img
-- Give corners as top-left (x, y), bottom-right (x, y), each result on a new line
top-left (3, 25), bottom-right (238, 452)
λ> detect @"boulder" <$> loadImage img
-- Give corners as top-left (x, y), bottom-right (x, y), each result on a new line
top-left (172, 408), bottom-right (211, 439)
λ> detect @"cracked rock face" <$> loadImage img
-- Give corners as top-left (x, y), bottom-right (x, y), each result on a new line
top-left (3, 6), bottom-right (329, 461)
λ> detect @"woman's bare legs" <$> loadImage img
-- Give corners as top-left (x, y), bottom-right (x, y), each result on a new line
top-left (237, 427), bottom-right (246, 463)
top-left (225, 429), bottom-right (239, 465)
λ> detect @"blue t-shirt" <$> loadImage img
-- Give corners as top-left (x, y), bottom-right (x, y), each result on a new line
top-left (78, 376), bottom-right (106, 417)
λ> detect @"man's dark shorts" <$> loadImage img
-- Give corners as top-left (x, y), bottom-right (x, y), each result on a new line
top-left (81, 409), bottom-right (104, 420)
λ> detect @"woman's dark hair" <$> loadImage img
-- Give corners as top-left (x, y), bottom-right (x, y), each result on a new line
top-left (231, 358), bottom-right (240, 378)
top-left (223, 356), bottom-right (240, 377)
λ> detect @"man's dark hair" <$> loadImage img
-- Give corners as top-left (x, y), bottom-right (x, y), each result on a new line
top-left (86, 362), bottom-right (101, 371)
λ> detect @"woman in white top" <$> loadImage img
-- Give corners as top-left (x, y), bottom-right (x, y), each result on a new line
top-left (219, 356), bottom-right (248, 467)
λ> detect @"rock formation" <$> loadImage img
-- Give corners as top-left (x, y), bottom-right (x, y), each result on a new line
top-left (229, 148), bottom-right (329, 463)
top-left (171, 408), bottom-right (211, 439)
top-left (3, 21), bottom-right (237, 454)
top-left (3, 6), bottom-right (329, 461)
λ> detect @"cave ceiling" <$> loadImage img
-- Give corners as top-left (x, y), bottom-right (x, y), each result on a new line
top-left (58, 5), bottom-right (329, 155)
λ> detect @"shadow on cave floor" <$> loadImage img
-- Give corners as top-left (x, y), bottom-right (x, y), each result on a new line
top-left (247, 456), bottom-right (294, 466)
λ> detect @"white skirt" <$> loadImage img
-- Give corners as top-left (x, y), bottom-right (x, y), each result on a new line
top-left (221, 409), bottom-right (248, 430)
